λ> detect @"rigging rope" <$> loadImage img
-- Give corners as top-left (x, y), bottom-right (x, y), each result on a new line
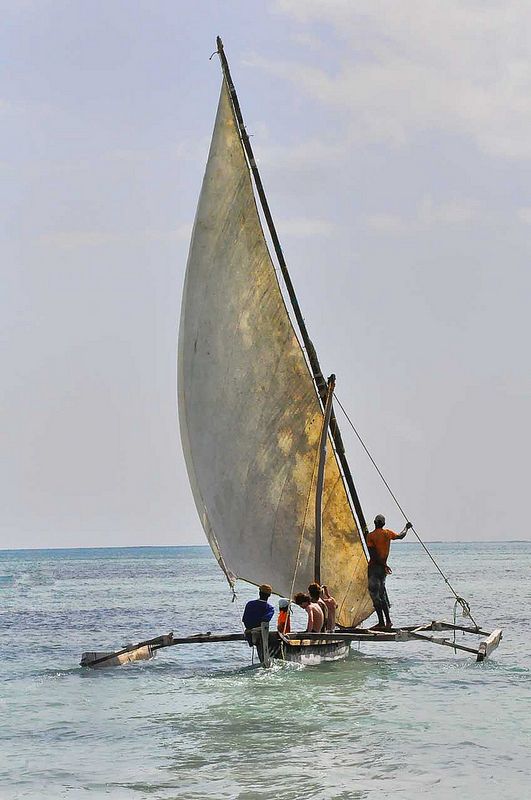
top-left (335, 394), bottom-right (480, 630)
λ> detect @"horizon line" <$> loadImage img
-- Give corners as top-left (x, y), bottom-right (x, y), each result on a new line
top-left (0, 539), bottom-right (528, 554)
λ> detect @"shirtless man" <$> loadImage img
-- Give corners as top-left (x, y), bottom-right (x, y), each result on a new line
top-left (294, 592), bottom-right (324, 633)
top-left (308, 582), bottom-right (328, 631)
top-left (366, 514), bottom-right (412, 630)
top-left (320, 585), bottom-right (338, 632)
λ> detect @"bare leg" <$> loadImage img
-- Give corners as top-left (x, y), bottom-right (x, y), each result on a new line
top-left (370, 607), bottom-right (385, 629)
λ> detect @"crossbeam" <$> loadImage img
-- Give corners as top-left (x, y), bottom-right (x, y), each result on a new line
top-left (80, 621), bottom-right (502, 668)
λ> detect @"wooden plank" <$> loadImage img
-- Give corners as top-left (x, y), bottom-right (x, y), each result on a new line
top-left (285, 631), bottom-right (398, 643)
top-left (477, 629), bottom-right (503, 662)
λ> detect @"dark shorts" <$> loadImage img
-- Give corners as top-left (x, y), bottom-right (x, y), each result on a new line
top-left (367, 562), bottom-right (388, 611)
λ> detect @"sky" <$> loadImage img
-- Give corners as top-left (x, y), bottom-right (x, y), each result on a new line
top-left (2, 1), bottom-right (531, 549)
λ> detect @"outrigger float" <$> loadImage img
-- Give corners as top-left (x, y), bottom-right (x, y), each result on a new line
top-left (81, 38), bottom-right (502, 671)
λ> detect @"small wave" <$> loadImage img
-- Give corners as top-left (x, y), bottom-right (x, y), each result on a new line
top-left (15, 571), bottom-right (55, 588)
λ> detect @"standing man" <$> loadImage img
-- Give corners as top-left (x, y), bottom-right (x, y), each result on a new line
top-left (366, 514), bottom-right (412, 630)
top-left (242, 584), bottom-right (274, 645)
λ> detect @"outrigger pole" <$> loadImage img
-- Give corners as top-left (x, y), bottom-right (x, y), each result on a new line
top-left (215, 37), bottom-right (369, 538)
top-left (80, 622), bottom-right (502, 668)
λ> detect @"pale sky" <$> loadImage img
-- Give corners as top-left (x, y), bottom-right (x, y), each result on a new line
top-left (3, 1), bottom-right (531, 548)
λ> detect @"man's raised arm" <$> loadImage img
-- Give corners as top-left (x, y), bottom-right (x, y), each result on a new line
top-left (394, 521), bottom-right (413, 540)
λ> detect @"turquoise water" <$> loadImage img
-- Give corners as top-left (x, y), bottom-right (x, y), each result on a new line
top-left (0, 543), bottom-right (529, 799)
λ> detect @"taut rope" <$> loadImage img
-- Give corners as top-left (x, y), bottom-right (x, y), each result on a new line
top-left (335, 394), bottom-right (479, 630)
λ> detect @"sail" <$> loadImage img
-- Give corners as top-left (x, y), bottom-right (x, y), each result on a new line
top-left (178, 81), bottom-right (373, 626)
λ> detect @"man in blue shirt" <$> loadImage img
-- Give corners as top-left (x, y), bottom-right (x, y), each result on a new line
top-left (242, 584), bottom-right (274, 644)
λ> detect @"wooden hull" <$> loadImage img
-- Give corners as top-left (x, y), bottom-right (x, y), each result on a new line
top-left (255, 630), bottom-right (350, 666)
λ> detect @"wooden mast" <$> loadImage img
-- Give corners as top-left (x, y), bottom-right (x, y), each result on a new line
top-left (314, 375), bottom-right (336, 584)
top-left (215, 36), bottom-right (369, 537)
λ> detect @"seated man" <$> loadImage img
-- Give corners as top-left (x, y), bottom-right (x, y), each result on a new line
top-left (277, 598), bottom-right (291, 633)
top-left (308, 582), bottom-right (328, 631)
top-left (242, 584), bottom-right (274, 645)
top-left (294, 592), bottom-right (324, 633)
top-left (321, 585), bottom-right (338, 632)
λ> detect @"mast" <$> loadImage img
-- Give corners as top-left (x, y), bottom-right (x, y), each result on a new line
top-left (215, 36), bottom-right (369, 536)
top-left (314, 374), bottom-right (336, 584)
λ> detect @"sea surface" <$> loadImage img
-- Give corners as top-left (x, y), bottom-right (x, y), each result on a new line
top-left (0, 543), bottom-right (529, 800)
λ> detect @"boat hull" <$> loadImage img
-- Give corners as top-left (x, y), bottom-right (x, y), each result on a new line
top-left (255, 631), bottom-right (350, 666)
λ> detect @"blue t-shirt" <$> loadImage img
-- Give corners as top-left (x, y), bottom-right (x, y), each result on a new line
top-left (242, 599), bottom-right (274, 629)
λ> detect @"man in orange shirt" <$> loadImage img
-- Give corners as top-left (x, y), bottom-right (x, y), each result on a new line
top-left (366, 514), bottom-right (412, 630)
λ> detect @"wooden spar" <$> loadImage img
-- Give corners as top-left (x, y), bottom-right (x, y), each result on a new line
top-left (155, 632), bottom-right (245, 647)
top-left (404, 630), bottom-right (481, 656)
top-left (80, 632), bottom-right (245, 668)
top-left (314, 375), bottom-right (336, 583)
top-left (215, 36), bottom-right (369, 538)
top-left (397, 621), bottom-right (492, 636)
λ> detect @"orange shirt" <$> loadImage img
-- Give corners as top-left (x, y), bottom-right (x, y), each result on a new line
top-left (277, 609), bottom-right (291, 633)
top-left (366, 527), bottom-right (400, 565)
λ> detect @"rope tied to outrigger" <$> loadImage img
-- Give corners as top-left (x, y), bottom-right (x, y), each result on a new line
top-left (335, 394), bottom-right (480, 631)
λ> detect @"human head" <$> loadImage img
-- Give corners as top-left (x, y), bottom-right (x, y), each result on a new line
top-left (279, 598), bottom-right (289, 610)
top-left (259, 583), bottom-right (272, 601)
top-left (374, 514), bottom-right (385, 528)
top-left (294, 592), bottom-right (310, 607)
top-left (321, 584), bottom-right (330, 598)
top-left (308, 582), bottom-right (321, 601)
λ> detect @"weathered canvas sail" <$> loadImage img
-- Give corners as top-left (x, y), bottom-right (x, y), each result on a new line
top-left (178, 81), bottom-right (373, 626)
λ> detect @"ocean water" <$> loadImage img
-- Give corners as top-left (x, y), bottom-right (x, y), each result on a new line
top-left (0, 542), bottom-right (528, 800)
